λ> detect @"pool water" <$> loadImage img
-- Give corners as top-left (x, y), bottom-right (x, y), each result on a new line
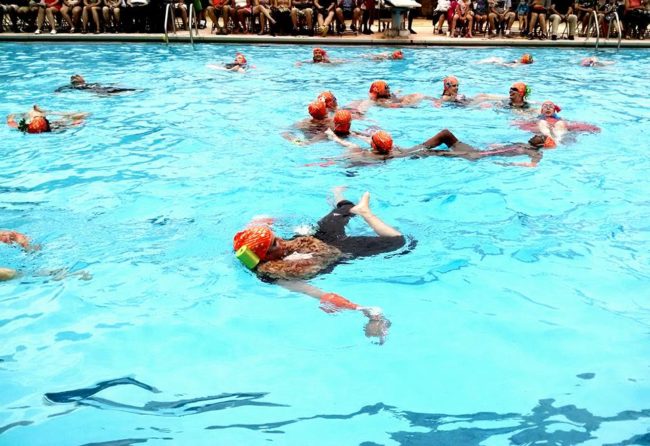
top-left (1, 43), bottom-right (649, 445)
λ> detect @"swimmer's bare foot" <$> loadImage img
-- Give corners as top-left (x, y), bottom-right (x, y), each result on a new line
top-left (350, 191), bottom-right (371, 217)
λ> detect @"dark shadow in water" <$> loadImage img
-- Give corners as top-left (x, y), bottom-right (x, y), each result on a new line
top-left (205, 398), bottom-right (650, 446)
top-left (43, 377), bottom-right (287, 417)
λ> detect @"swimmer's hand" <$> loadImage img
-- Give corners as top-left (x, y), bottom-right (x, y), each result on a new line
top-left (0, 267), bottom-right (19, 281)
top-left (362, 312), bottom-right (391, 345)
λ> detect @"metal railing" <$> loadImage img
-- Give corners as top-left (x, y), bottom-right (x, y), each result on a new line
top-left (585, 10), bottom-right (600, 50)
top-left (163, 3), bottom-right (197, 45)
top-left (611, 11), bottom-right (622, 51)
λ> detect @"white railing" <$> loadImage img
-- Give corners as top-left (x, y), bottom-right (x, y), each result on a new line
top-left (585, 10), bottom-right (600, 50)
top-left (612, 11), bottom-right (622, 50)
top-left (163, 3), bottom-right (197, 45)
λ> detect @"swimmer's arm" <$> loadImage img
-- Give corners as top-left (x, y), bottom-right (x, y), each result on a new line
top-left (325, 128), bottom-right (363, 152)
top-left (282, 131), bottom-right (308, 145)
top-left (421, 129), bottom-right (459, 149)
top-left (0, 268), bottom-right (19, 281)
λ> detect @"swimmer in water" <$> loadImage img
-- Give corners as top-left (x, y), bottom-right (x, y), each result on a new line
top-left (362, 50), bottom-right (404, 61)
top-left (473, 81), bottom-right (534, 113)
top-left (0, 230), bottom-right (32, 281)
top-left (295, 48), bottom-right (347, 66)
top-left (477, 53), bottom-right (534, 66)
top-left (282, 99), bottom-right (333, 145)
top-left (325, 128), bottom-right (549, 167)
top-left (233, 188), bottom-right (406, 343)
top-left (55, 74), bottom-right (137, 95)
top-left (6, 105), bottom-right (89, 134)
top-left (207, 53), bottom-right (249, 72)
top-left (512, 100), bottom-right (601, 141)
top-left (432, 75), bottom-right (474, 107)
top-left (347, 80), bottom-right (428, 115)
top-left (580, 56), bottom-right (614, 67)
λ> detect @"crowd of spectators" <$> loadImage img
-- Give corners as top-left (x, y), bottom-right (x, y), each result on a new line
top-left (0, 0), bottom-right (647, 39)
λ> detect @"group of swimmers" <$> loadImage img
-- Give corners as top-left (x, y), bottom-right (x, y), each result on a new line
top-left (4, 49), bottom-right (604, 343)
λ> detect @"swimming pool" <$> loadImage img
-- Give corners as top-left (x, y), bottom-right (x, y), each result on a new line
top-left (1, 42), bottom-right (649, 445)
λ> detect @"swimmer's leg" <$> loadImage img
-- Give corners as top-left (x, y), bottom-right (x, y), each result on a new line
top-left (314, 199), bottom-right (356, 243)
top-left (551, 120), bottom-right (567, 144)
top-left (421, 129), bottom-right (459, 149)
top-left (351, 192), bottom-right (402, 237)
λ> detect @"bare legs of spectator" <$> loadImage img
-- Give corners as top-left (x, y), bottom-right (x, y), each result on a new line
top-left (528, 11), bottom-right (547, 38)
top-left (35, 6), bottom-right (58, 33)
top-left (82, 5), bottom-right (101, 33)
top-left (61, 4), bottom-right (82, 31)
top-left (102, 6), bottom-right (121, 32)
top-left (254, 4), bottom-right (275, 34)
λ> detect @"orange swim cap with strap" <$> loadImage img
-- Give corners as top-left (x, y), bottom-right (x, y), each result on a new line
top-left (308, 100), bottom-right (328, 119)
top-left (235, 53), bottom-right (247, 64)
top-left (27, 116), bottom-right (50, 134)
top-left (317, 91), bottom-right (338, 111)
top-left (511, 82), bottom-right (529, 98)
top-left (369, 80), bottom-right (390, 98)
top-left (333, 109), bottom-right (351, 134)
top-left (371, 130), bottom-right (393, 154)
top-left (391, 50), bottom-right (403, 60)
top-left (233, 225), bottom-right (274, 261)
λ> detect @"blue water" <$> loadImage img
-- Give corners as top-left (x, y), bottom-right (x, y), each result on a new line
top-left (1, 43), bottom-right (649, 445)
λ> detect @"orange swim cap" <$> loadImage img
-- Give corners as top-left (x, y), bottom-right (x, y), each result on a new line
top-left (391, 50), bottom-right (403, 60)
top-left (541, 100), bottom-right (561, 113)
top-left (543, 136), bottom-right (557, 148)
top-left (233, 225), bottom-right (274, 261)
top-left (369, 80), bottom-right (390, 99)
top-left (27, 116), bottom-right (50, 134)
top-left (371, 130), bottom-right (393, 154)
top-left (520, 53), bottom-right (534, 64)
top-left (317, 91), bottom-right (338, 111)
top-left (308, 100), bottom-right (328, 120)
top-left (235, 53), bottom-right (247, 65)
top-left (443, 75), bottom-right (459, 90)
top-left (511, 82), bottom-right (529, 98)
top-left (333, 109), bottom-right (352, 134)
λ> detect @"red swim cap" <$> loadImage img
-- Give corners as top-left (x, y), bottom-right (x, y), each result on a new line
top-left (308, 100), bottom-right (328, 119)
top-left (541, 100), bottom-right (561, 113)
top-left (369, 80), bottom-right (390, 98)
top-left (391, 50), bottom-right (403, 60)
top-left (511, 82), bottom-right (529, 98)
top-left (27, 116), bottom-right (50, 134)
top-left (235, 53), bottom-right (247, 64)
top-left (333, 109), bottom-right (351, 134)
top-left (233, 225), bottom-right (274, 261)
top-left (371, 130), bottom-right (393, 154)
top-left (443, 75), bottom-right (459, 91)
top-left (520, 53), bottom-right (534, 64)
top-left (317, 91), bottom-right (338, 111)
top-left (543, 136), bottom-right (557, 148)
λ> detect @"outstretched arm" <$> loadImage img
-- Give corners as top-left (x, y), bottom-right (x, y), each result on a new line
top-left (421, 128), bottom-right (459, 149)
top-left (325, 128), bottom-right (364, 153)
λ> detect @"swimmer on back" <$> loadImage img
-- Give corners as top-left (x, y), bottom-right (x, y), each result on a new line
top-left (477, 53), bottom-right (534, 66)
top-left (362, 50), bottom-right (404, 61)
top-left (55, 74), bottom-right (137, 95)
top-left (208, 53), bottom-right (249, 72)
top-left (347, 80), bottom-right (428, 115)
top-left (233, 188), bottom-right (407, 343)
top-left (6, 105), bottom-right (89, 134)
top-left (580, 56), bottom-right (614, 67)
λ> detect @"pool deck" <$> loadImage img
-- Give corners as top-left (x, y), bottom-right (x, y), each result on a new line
top-left (1, 19), bottom-right (648, 47)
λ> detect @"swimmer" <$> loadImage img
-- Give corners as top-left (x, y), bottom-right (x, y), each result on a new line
top-left (580, 56), bottom-right (614, 67)
top-left (512, 100), bottom-right (600, 139)
top-left (6, 105), bottom-right (89, 134)
top-left (207, 53), bottom-right (249, 73)
top-left (477, 53), bottom-right (534, 66)
top-left (347, 80), bottom-right (428, 114)
top-left (362, 50), bottom-right (404, 61)
top-left (473, 81), bottom-right (533, 112)
top-left (233, 188), bottom-right (406, 343)
top-left (282, 99), bottom-right (333, 145)
top-left (433, 75), bottom-right (470, 106)
top-left (325, 128), bottom-right (548, 167)
top-left (0, 230), bottom-right (33, 281)
top-left (296, 48), bottom-right (347, 66)
top-left (318, 90), bottom-right (338, 111)
top-left (55, 74), bottom-right (137, 95)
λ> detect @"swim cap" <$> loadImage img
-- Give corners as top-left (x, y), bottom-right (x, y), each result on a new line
top-left (443, 75), bottom-right (459, 90)
top-left (581, 57), bottom-right (596, 67)
top-left (391, 50), bottom-right (403, 60)
top-left (543, 136), bottom-right (557, 148)
top-left (520, 53), bottom-right (534, 64)
top-left (317, 91), bottom-right (338, 111)
top-left (27, 116), bottom-right (50, 134)
top-left (234, 53), bottom-right (247, 65)
top-left (333, 109), bottom-right (352, 134)
top-left (308, 100), bottom-right (328, 120)
top-left (541, 100), bottom-right (561, 113)
top-left (313, 47), bottom-right (328, 62)
top-left (511, 82), bottom-right (530, 99)
top-left (371, 130), bottom-right (393, 154)
top-left (233, 225), bottom-right (274, 261)
top-left (369, 80), bottom-right (390, 98)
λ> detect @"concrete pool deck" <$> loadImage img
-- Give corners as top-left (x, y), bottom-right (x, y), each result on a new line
top-left (1, 19), bottom-right (647, 47)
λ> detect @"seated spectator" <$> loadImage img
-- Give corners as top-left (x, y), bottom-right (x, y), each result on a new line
top-left (623, 0), bottom-right (649, 38)
top-left (206, 0), bottom-right (230, 33)
top-left (102, 0), bottom-right (121, 32)
top-left (252, 0), bottom-right (275, 34)
top-left (82, 0), bottom-right (102, 33)
top-left (335, 0), bottom-right (360, 32)
top-left (290, 0), bottom-right (314, 34)
top-left (549, 0), bottom-right (578, 39)
top-left (315, 0), bottom-right (336, 36)
top-left (231, 0), bottom-right (251, 32)
top-left (61, 0), bottom-right (82, 32)
top-left (171, 0), bottom-right (189, 30)
top-left (575, 0), bottom-right (597, 35)
top-left (451, 0), bottom-right (473, 36)
top-left (528, 0), bottom-right (550, 39)
top-left (16, 0), bottom-right (39, 32)
top-left (125, 0), bottom-right (150, 32)
top-left (488, 0), bottom-right (515, 36)
top-left (433, 0), bottom-right (451, 33)
top-left (0, 0), bottom-right (20, 32)
top-left (359, 0), bottom-right (375, 34)
top-left (515, 0), bottom-right (529, 35)
top-left (473, 0), bottom-right (489, 33)
top-left (35, 0), bottom-right (62, 34)
top-left (271, 0), bottom-right (292, 34)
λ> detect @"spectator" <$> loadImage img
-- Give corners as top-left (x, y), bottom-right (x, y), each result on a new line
top-left (528, 0), bottom-right (550, 39)
top-left (82, 0), bottom-right (102, 33)
top-left (252, 0), bottom-right (275, 34)
top-left (549, 0), bottom-right (578, 39)
top-left (451, 0), bottom-right (473, 36)
top-left (623, 0), bottom-right (649, 38)
top-left (473, 0), bottom-right (489, 33)
top-left (335, 0), bottom-right (361, 32)
top-left (488, 0), bottom-right (516, 36)
top-left (433, 0), bottom-right (451, 34)
top-left (315, 0), bottom-right (336, 35)
top-left (102, 0), bottom-right (121, 32)
top-left (206, 0), bottom-right (230, 33)
top-left (61, 0), bottom-right (82, 32)
top-left (35, 0), bottom-right (62, 34)
top-left (575, 0), bottom-right (596, 35)
top-left (291, 0), bottom-right (314, 34)
top-left (515, 0), bottom-right (529, 35)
